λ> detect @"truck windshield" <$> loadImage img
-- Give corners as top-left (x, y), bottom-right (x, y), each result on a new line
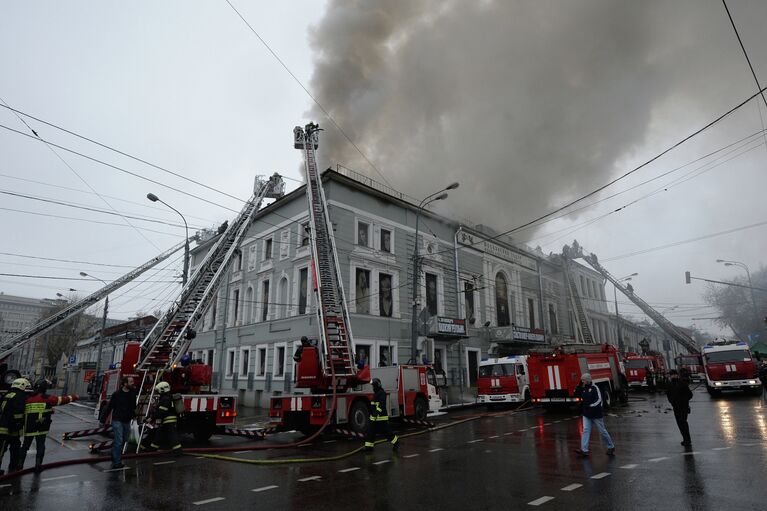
top-left (625, 360), bottom-right (650, 369)
top-left (677, 356), bottom-right (700, 365)
top-left (705, 350), bottom-right (751, 363)
top-left (479, 364), bottom-right (517, 377)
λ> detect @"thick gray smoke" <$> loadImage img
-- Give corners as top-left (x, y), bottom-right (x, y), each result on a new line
top-left (307, 0), bottom-right (752, 237)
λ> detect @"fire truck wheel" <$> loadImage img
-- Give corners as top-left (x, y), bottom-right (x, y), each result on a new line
top-left (600, 384), bottom-right (613, 409)
top-left (706, 385), bottom-right (721, 397)
top-left (193, 424), bottom-right (216, 442)
top-left (413, 396), bottom-right (428, 421)
top-left (349, 400), bottom-right (371, 434)
top-left (524, 389), bottom-right (531, 403)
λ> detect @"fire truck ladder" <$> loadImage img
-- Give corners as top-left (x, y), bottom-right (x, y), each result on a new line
top-left (294, 123), bottom-right (356, 382)
top-left (566, 241), bottom-right (698, 354)
top-left (560, 245), bottom-right (594, 344)
top-left (133, 174), bottom-right (284, 447)
top-left (0, 240), bottom-right (187, 361)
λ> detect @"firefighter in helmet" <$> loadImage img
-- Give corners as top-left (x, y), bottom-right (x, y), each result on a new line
top-left (20, 379), bottom-right (78, 471)
top-left (364, 378), bottom-right (398, 452)
top-left (0, 378), bottom-right (31, 474)
top-left (148, 381), bottom-right (181, 453)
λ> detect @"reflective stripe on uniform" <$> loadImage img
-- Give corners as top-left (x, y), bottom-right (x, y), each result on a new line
top-left (370, 415), bottom-right (389, 422)
top-left (364, 442), bottom-right (375, 448)
top-left (391, 435), bottom-right (398, 445)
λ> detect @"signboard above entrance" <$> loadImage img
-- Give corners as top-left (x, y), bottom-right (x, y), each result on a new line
top-left (490, 325), bottom-right (545, 344)
top-left (457, 231), bottom-right (537, 271)
top-left (428, 316), bottom-right (467, 337)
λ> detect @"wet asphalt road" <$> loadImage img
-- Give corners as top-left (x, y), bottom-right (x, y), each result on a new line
top-left (1, 387), bottom-right (766, 511)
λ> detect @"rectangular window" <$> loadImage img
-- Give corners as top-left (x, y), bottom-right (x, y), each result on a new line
top-left (425, 273), bottom-right (438, 316)
top-left (357, 221), bottom-right (370, 247)
top-left (298, 268), bottom-right (309, 315)
top-left (548, 303), bottom-right (558, 335)
top-left (378, 344), bottom-right (392, 367)
top-left (355, 268), bottom-right (371, 314)
top-left (356, 344), bottom-right (372, 368)
top-left (528, 298), bottom-right (535, 328)
top-left (261, 280), bottom-right (270, 321)
top-left (464, 281), bottom-right (475, 324)
top-left (300, 222), bottom-right (310, 247)
top-left (380, 229), bottom-right (391, 253)
top-left (276, 346), bottom-right (286, 376)
top-left (233, 289), bottom-right (240, 323)
top-left (227, 350), bottom-right (235, 376)
top-left (207, 349), bottom-right (214, 366)
top-left (257, 348), bottom-right (266, 376)
top-left (210, 299), bottom-right (217, 329)
top-left (240, 349), bottom-right (250, 376)
top-left (580, 275), bottom-right (586, 297)
top-left (264, 238), bottom-right (273, 260)
top-left (379, 273), bottom-right (393, 317)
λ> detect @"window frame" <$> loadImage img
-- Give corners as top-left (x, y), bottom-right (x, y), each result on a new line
top-left (225, 348), bottom-right (237, 379)
top-left (356, 219), bottom-right (372, 248)
top-left (272, 342), bottom-right (287, 379)
top-left (255, 347), bottom-right (268, 379)
top-left (239, 347), bottom-right (250, 377)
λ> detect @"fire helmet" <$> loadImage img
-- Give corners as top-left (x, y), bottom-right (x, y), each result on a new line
top-left (155, 381), bottom-right (171, 394)
top-left (34, 378), bottom-right (50, 393)
top-left (11, 378), bottom-right (31, 391)
top-left (372, 378), bottom-right (382, 390)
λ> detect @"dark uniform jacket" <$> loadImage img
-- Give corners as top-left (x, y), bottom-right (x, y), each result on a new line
top-left (575, 383), bottom-right (604, 419)
top-left (24, 392), bottom-right (76, 436)
top-left (0, 390), bottom-right (27, 436)
top-left (370, 388), bottom-right (388, 421)
top-left (666, 379), bottom-right (693, 411)
top-left (152, 394), bottom-right (178, 425)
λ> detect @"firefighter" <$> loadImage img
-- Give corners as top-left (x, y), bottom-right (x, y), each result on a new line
top-left (364, 378), bottom-right (398, 452)
top-left (148, 381), bottom-right (181, 454)
top-left (0, 378), bottom-right (31, 474)
top-left (19, 379), bottom-right (77, 471)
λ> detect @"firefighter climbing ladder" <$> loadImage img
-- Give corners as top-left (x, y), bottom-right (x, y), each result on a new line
top-left (133, 173), bottom-right (284, 447)
top-left (564, 241), bottom-right (698, 354)
top-left (0, 240), bottom-right (187, 360)
top-left (561, 243), bottom-right (594, 344)
top-left (293, 123), bottom-right (357, 383)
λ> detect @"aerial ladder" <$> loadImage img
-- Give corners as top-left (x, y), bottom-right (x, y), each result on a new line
top-left (560, 244), bottom-right (595, 344)
top-left (293, 123), bottom-right (357, 386)
top-left (563, 240), bottom-right (699, 354)
top-left (134, 173), bottom-right (284, 445)
top-left (0, 240), bottom-right (188, 365)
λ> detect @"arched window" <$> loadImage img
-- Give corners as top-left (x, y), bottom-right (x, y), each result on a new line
top-left (278, 277), bottom-right (289, 319)
top-left (495, 272), bottom-right (510, 327)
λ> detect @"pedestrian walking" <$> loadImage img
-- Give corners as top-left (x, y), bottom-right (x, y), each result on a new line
top-left (0, 378), bottom-right (31, 474)
top-left (666, 369), bottom-right (693, 447)
top-left (19, 379), bottom-right (77, 471)
top-left (100, 376), bottom-right (138, 469)
top-left (363, 378), bottom-right (398, 452)
top-left (646, 367), bottom-right (656, 393)
top-left (574, 373), bottom-right (615, 458)
top-left (147, 381), bottom-right (181, 454)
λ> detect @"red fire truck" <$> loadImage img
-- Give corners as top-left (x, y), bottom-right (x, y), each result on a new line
top-left (528, 344), bottom-right (627, 408)
top-left (269, 351), bottom-right (443, 435)
top-left (674, 353), bottom-right (704, 382)
top-left (624, 353), bottom-right (668, 389)
top-left (477, 355), bottom-right (530, 407)
top-left (702, 340), bottom-right (761, 396)
top-left (96, 342), bottom-right (237, 441)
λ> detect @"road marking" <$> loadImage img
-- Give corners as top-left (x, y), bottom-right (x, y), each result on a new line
top-left (41, 474), bottom-right (76, 482)
top-left (0, 483), bottom-right (11, 488)
top-left (252, 485), bottom-right (278, 492)
top-left (488, 435), bottom-right (500, 439)
top-left (544, 422), bottom-right (552, 426)
top-left (298, 476), bottom-right (322, 482)
top-left (467, 439), bottom-right (484, 444)
top-left (428, 448), bottom-right (444, 452)
top-left (620, 464), bottom-right (638, 469)
top-left (553, 420), bottom-right (562, 424)
top-left (210, 436), bottom-right (222, 440)
top-left (373, 460), bottom-right (391, 465)
top-left (741, 443), bottom-right (758, 447)
top-left (298, 443), bottom-right (313, 447)
top-left (504, 432), bottom-right (515, 436)
top-left (712, 447), bottom-right (731, 451)
top-left (193, 497), bottom-right (225, 506)
top-left (234, 450), bottom-right (251, 454)
top-left (103, 466), bottom-right (131, 473)
top-left (591, 472), bottom-right (611, 480)
top-left (682, 452), bottom-right (700, 456)
top-left (561, 483), bottom-right (582, 491)
top-left (403, 454), bottom-right (420, 458)
top-left (338, 467), bottom-right (360, 473)
top-left (154, 460), bottom-right (176, 465)
top-left (648, 457), bottom-right (670, 462)
top-left (323, 440), bottom-right (337, 444)
top-left (528, 496), bottom-right (555, 506)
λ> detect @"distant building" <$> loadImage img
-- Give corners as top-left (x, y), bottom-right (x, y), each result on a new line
top-left (0, 293), bottom-right (62, 375)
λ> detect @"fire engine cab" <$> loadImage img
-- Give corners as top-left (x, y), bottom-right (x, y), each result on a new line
top-left (624, 353), bottom-right (667, 389)
top-left (702, 340), bottom-right (761, 396)
top-left (477, 356), bottom-right (530, 406)
top-left (528, 344), bottom-right (627, 408)
top-left (674, 353), bottom-right (704, 382)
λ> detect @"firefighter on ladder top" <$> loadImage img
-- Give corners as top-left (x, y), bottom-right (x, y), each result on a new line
top-left (364, 378), bottom-right (399, 452)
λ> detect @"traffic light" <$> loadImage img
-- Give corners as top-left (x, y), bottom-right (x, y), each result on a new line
top-left (685, 271), bottom-right (691, 284)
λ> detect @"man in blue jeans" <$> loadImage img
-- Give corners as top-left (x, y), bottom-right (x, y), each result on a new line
top-left (574, 373), bottom-right (615, 457)
top-left (100, 376), bottom-right (137, 469)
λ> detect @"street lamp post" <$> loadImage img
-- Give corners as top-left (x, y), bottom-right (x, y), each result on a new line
top-left (716, 259), bottom-right (758, 322)
top-left (81, 272), bottom-right (109, 397)
top-left (410, 183), bottom-right (459, 364)
top-left (614, 273), bottom-right (638, 348)
top-left (148, 193), bottom-right (190, 286)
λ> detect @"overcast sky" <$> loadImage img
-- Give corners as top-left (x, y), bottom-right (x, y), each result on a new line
top-left (2, 1), bottom-right (766, 337)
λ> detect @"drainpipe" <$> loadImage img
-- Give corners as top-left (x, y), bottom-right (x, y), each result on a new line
top-left (216, 278), bottom-right (232, 390)
top-left (537, 260), bottom-right (546, 342)
top-left (454, 226), bottom-right (463, 319)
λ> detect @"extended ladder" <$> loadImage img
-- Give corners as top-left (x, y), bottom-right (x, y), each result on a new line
top-left (565, 241), bottom-right (698, 354)
top-left (561, 244), bottom-right (594, 343)
top-left (133, 174), bottom-right (284, 445)
top-left (293, 123), bottom-right (356, 382)
top-left (0, 240), bottom-right (187, 361)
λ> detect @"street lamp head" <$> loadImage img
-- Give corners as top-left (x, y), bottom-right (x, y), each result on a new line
top-left (630, 273), bottom-right (638, 277)
top-left (445, 182), bottom-right (460, 190)
top-left (724, 263), bottom-right (734, 267)
top-left (716, 259), bottom-right (725, 263)
top-left (146, 193), bottom-right (159, 202)
top-left (435, 193), bottom-right (448, 201)
top-left (79, 272), bottom-right (88, 277)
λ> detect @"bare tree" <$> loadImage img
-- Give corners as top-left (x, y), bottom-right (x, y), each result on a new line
top-left (704, 266), bottom-right (767, 343)
top-left (44, 299), bottom-right (101, 367)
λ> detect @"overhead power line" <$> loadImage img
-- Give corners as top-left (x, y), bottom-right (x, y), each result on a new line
top-left (722, 0), bottom-right (767, 108)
